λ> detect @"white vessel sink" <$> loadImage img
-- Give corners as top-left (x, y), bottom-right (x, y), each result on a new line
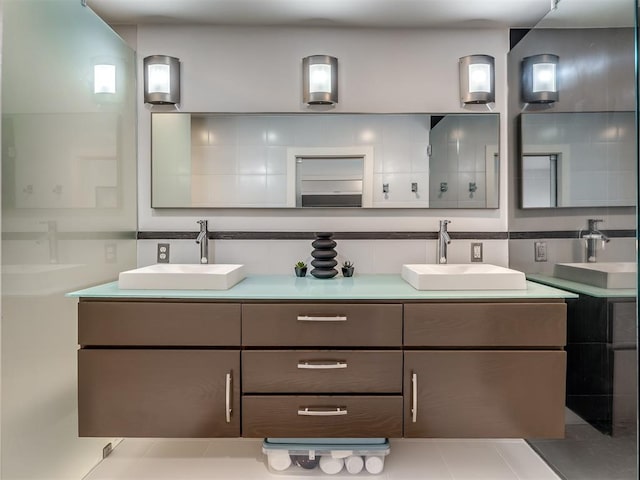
top-left (554, 262), bottom-right (636, 289)
top-left (118, 264), bottom-right (246, 290)
top-left (401, 264), bottom-right (527, 291)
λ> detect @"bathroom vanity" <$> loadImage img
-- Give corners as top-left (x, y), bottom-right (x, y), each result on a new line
top-left (529, 274), bottom-right (637, 436)
top-left (71, 275), bottom-right (574, 439)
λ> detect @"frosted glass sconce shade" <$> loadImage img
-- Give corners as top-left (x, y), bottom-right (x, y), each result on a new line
top-left (459, 55), bottom-right (495, 104)
top-left (522, 54), bottom-right (559, 103)
top-left (94, 64), bottom-right (116, 94)
top-left (302, 55), bottom-right (338, 105)
top-left (143, 55), bottom-right (180, 105)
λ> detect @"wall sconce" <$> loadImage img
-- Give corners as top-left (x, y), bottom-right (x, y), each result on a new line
top-left (459, 54), bottom-right (495, 105)
top-left (143, 55), bottom-right (180, 105)
top-left (94, 64), bottom-right (116, 94)
top-left (302, 55), bottom-right (338, 105)
top-left (521, 54), bottom-right (559, 104)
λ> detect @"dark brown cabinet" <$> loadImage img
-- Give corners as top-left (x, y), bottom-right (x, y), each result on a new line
top-left (404, 301), bottom-right (567, 439)
top-left (77, 296), bottom-right (568, 439)
top-left (241, 303), bottom-right (403, 438)
top-left (77, 300), bottom-right (241, 438)
top-left (79, 349), bottom-right (240, 437)
top-left (404, 351), bottom-right (566, 438)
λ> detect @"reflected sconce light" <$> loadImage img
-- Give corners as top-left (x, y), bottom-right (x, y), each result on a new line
top-left (459, 54), bottom-right (495, 105)
top-left (522, 54), bottom-right (559, 104)
top-left (94, 64), bottom-right (116, 94)
top-left (143, 55), bottom-right (180, 105)
top-left (302, 55), bottom-right (338, 106)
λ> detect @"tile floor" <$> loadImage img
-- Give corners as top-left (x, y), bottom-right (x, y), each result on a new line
top-left (83, 438), bottom-right (561, 480)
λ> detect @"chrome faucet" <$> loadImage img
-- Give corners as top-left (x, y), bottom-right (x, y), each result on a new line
top-left (196, 220), bottom-right (209, 264)
top-left (582, 218), bottom-right (610, 263)
top-left (39, 220), bottom-right (58, 264)
top-left (437, 220), bottom-right (451, 264)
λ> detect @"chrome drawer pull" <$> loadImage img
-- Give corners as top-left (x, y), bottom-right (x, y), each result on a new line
top-left (298, 407), bottom-right (348, 416)
top-left (297, 315), bottom-right (347, 322)
top-left (225, 372), bottom-right (232, 423)
top-left (297, 361), bottom-right (347, 369)
top-left (411, 373), bottom-right (418, 423)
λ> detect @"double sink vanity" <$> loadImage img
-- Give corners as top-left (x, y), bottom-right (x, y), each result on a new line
top-left (71, 263), bottom-right (579, 440)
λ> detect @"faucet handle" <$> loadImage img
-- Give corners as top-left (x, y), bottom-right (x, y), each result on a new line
top-left (197, 219), bottom-right (208, 229)
top-left (588, 218), bottom-right (604, 230)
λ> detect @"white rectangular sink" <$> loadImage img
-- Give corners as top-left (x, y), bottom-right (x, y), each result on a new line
top-left (118, 264), bottom-right (246, 290)
top-left (402, 264), bottom-right (527, 291)
top-left (554, 262), bottom-right (636, 289)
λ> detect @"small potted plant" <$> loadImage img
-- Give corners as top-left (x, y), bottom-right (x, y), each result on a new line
top-left (294, 261), bottom-right (307, 277)
top-left (342, 260), bottom-right (355, 277)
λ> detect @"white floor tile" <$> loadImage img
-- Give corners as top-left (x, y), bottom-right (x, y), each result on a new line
top-left (437, 441), bottom-right (523, 480)
top-left (386, 439), bottom-right (453, 479)
top-left (83, 438), bottom-right (560, 480)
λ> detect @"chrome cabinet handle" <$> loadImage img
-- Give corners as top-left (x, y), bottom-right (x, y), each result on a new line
top-left (298, 407), bottom-right (348, 416)
top-left (411, 373), bottom-right (418, 423)
top-left (297, 315), bottom-right (347, 322)
top-left (297, 361), bottom-right (347, 369)
top-left (225, 372), bottom-right (232, 423)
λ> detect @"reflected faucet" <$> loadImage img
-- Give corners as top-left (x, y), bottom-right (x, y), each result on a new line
top-left (196, 220), bottom-right (209, 264)
top-left (39, 220), bottom-right (58, 264)
top-left (582, 218), bottom-right (610, 263)
top-left (437, 220), bottom-right (451, 264)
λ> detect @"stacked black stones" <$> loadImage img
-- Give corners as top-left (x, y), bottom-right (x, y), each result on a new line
top-left (310, 232), bottom-right (338, 279)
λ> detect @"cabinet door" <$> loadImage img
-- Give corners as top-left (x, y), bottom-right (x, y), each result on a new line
top-left (79, 350), bottom-right (240, 437)
top-left (404, 351), bottom-right (566, 438)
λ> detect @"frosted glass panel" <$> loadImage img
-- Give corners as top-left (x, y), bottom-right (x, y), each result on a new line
top-left (1, 1), bottom-right (137, 479)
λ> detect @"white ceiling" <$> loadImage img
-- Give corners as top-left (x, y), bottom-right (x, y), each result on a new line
top-left (87, 0), bottom-right (556, 28)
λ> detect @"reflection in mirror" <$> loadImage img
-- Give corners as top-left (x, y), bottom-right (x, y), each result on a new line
top-left (429, 114), bottom-right (499, 208)
top-left (151, 113), bottom-right (499, 209)
top-left (520, 112), bottom-right (635, 208)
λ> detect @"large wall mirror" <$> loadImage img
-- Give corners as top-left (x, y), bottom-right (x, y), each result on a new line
top-left (152, 112), bottom-right (499, 209)
top-left (519, 111), bottom-right (635, 208)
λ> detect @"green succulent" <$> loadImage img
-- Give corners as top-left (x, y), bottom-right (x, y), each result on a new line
top-left (295, 261), bottom-right (307, 268)
top-left (343, 260), bottom-right (354, 268)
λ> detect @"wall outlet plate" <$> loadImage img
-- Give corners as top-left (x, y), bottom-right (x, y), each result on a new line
top-left (104, 243), bottom-right (117, 264)
top-left (470, 242), bottom-right (483, 262)
top-left (157, 243), bottom-right (170, 263)
top-left (534, 241), bottom-right (548, 262)
top-left (102, 442), bottom-right (113, 459)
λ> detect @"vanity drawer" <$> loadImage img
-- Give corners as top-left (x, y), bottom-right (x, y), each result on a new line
top-left (78, 301), bottom-right (241, 346)
top-left (404, 302), bottom-right (566, 347)
top-left (242, 350), bottom-right (402, 393)
top-left (242, 303), bottom-right (402, 347)
top-left (242, 395), bottom-right (403, 438)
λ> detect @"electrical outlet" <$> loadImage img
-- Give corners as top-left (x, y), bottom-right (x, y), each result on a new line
top-left (470, 242), bottom-right (483, 262)
top-left (104, 243), bottom-right (117, 263)
top-left (157, 243), bottom-right (170, 263)
top-left (103, 442), bottom-right (113, 459)
top-left (534, 241), bottom-right (548, 262)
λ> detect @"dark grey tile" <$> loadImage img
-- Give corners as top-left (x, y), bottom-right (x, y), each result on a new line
top-left (528, 424), bottom-right (637, 480)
